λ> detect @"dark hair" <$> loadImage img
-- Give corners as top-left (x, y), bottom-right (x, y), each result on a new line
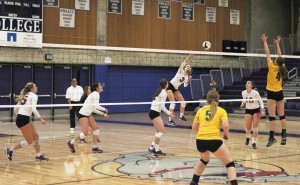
top-left (84, 86), bottom-right (90, 95)
top-left (206, 90), bottom-right (219, 121)
top-left (153, 79), bottom-right (168, 99)
top-left (90, 82), bottom-right (101, 92)
top-left (248, 81), bottom-right (255, 89)
top-left (17, 82), bottom-right (35, 102)
top-left (276, 57), bottom-right (287, 78)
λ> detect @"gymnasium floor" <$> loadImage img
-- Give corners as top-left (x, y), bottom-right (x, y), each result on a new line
top-left (0, 112), bottom-right (299, 185)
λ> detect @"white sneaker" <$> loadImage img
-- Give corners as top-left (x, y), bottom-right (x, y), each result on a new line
top-left (70, 128), bottom-right (75, 134)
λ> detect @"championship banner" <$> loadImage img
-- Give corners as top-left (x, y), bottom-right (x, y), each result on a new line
top-left (182, 3), bottom-right (194, 21)
top-left (158, 1), bottom-right (170, 19)
top-left (230, 9), bottom-right (240, 25)
top-left (43, 0), bottom-right (59, 7)
top-left (218, 0), bottom-right (228, 7)
top-left (75, 0), bottom-right (90, 10)
top-left (0, 0), bottom-right (43, 48)
top-left (206, 7), bottom-right (216, 23)
top-left (132, 0), bottom-right (144, 15)
top-left (194, 0), bottom-right (205, 5)
top-left (59, 8), bottom-right (75, 28)
top-left (107, 0), bottom-right (122, 14)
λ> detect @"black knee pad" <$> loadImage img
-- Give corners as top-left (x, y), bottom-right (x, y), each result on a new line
top-left (200, 159), bottom-right (209, 165)
top-left (279, 115), bottom-right (286, 120)
top-left (269, 116), bottom-right (276, 121)
top-left (226, 161), bottom-right (235, 168)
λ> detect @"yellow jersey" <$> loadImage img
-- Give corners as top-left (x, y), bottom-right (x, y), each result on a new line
top-left (193, 105), bottom-right (228, 140)
top-left (266, 59), bottom-right (283, 92)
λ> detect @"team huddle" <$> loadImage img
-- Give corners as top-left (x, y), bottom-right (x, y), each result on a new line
top-left (5, 34), bottom-right (288, 185)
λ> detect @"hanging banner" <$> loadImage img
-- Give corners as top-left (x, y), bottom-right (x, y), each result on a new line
top-left (43, 0), bottom-right (59, 7)
top-left (218, 0), bottom-right (228, 7)
top-left (59, 8), bottom-right (75, 28)
top-left (132, 0), bottom-right (144, 15)
top-left (158, 1), bottom-right (170, 19)
top-left (194, 0), bottom-right (205, 5)
top-left (206, 7), bottom-right (216, 23)
top-left (0, 0), bottom-right (43, 48)
top-left (182, 3), bottom-right (194, 21)
top-left (230, 9), bottom-right (240, 25)
top-left (75, 0), bottom-right (90, 10)
top-left (172, 0), bottom-right (182, 2)
top-left (107, 0), bottom-right (122, 14)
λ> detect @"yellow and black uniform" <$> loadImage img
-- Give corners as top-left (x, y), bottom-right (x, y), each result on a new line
top-left (193, 104), bottom-right (228, 152)
top-left (266, 60), bottom-right (284, 101)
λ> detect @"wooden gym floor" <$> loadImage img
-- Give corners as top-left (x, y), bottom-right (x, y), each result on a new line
top-left (0, 112), bottom-right (299, 185)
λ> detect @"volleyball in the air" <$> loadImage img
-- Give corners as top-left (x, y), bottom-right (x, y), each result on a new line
top-left (202, 41), bottom-right (211, 50)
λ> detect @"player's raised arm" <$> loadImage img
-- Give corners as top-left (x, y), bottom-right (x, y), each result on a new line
top-left (261, 34), bottom-right (271, 63)
top-left (274, 35), bottom-right (282, 57)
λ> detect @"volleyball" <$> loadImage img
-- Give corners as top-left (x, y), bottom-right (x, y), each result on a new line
top-left (202, 41), bottom-right (211, 50)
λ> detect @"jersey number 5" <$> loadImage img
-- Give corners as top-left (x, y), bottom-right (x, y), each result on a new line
top-left (276, 72), bottom-right (280, 81)
top-left (205, 110), bottom-right (211, 121)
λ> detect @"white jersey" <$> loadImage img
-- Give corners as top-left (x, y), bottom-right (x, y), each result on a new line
top-left (150, 89), bottom-right (170, 115)
top-left (15, 92), bottom-right (41, 118)
top-left (66, 85), bottom-right (84, 102)
top-left (170, 61), bottom-right (189, 89)
top-left (79, 91), bottom-right (106, 116)
top-left (241, 90), bottom-right (264, 110)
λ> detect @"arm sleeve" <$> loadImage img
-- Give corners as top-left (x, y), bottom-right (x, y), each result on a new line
top-left (93, 109), bottom-right (105, 116)
top-left (160, 94), bottom-right (170, 115)
top-left (96, 105), bottom-right (106, 111)
top-left (31, 95), bottom-right (41, 118)
top-left (65, 88), bottom-right (70, 99)
top-left (256, 92), bottom-right (264, 109)
top-left (179, 61), bottom-right (186, 71)
top-left (241, 92), bottom-right (246, 104)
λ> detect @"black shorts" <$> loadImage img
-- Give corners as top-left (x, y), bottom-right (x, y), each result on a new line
top-left (149, 110), bottom-right (160, 120)
top-left (16, 114), bottom-right (30, 128)
top-left (196, 139), bottom-right (223, 153)
top-left (166, 83), bottom-right (178, 93)
top-left (77, 113), bottom-right (90, 120)
top-left (267, 90), bottom-right (284, 101)
top-left (245, 108), bottom-right (260, 115)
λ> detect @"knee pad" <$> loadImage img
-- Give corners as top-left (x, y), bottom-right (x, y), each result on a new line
top-left (33, 139), bottom-right (40, 146)
top-left (20, 140), bottom-right (29, 147)
top-left (252, 127), bottom-right (259, 133)
top-left (79, 132), bottom-right (86, 139)
top-left (269, 116), bottom-right (276, 121)
top-left (279, 115), bottom-right (286, 120)
top-left (181, 102), bottom-right (186, 108)
top-left (200, 159), bottom-right (209, 165)
top-left (93, 129), bottom-right (100, 136)
top-left (226, 161), bottom-right (235, 168)
top-left (155, 132), bottom-right (165, 139)
top-left (169, 103), bottom-right (176, 110)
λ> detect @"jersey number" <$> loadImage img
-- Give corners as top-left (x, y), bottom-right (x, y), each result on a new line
top-left (205, 110), bottom-right (211, 121)
top-left (20, 96), bottom-right (28, 105)
top-left (179, 77), bottom-right (185, 83)
top-left (276, 72), bottom-right (280, 81)
top-left (246, 97), bottom-right (254, 103)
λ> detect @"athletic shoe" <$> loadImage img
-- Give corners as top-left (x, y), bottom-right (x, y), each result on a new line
top-left (280, 137), bottom-right (286, 145)
top-left (35, 154), bottom-right (49, 161)
top-left (67, 141), bottom-right (75, 153)
top-left (153, 150), bottom-right (166, 157)
top-left (80, 139), bottom-right (87, 143)
top-left (179, 116), bottom-right (187, 122)
top-left (92, 147), bottom-right (103, 153)
top-left (70, 128), bottom-right (75, 134)
top-left (266, 137), bottom-right (277, 147)
top-left (97, 138), bottom-right (101, 143)
top-left (252, 143), bottom-right (257, 149)
top-left (5, 148), bottom-right (13, 161)
top-left (147, 146), bottom-right (154, 153)
top-left (190, 181), bottom-right (198, 185)
top-left (168, 120), bottom-right (176, 126)
top-left (245, 138), bottom-right (250, 145)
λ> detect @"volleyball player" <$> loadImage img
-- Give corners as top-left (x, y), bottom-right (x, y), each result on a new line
top-left (190, 90), bottom-right (238, 185)
top-left (5, 82), bottom-right (48, 161)
top-left (148, 79), bottom-right (175, 157)
top-left (167, 54), bottom-right (193, 126)
top-left (67, 82), bottom-right (108, 153)
top-left (261, 34), bottom-right (288, 147)
top-left (240, 81), bottom-right (265, 149)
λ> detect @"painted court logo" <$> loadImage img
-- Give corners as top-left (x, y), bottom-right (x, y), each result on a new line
top-left (92, 151), bottom-right (300, 183)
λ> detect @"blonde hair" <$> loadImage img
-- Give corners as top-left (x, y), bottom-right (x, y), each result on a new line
top-left (16, 82), bottom-right (35, 102)
top-left (206, 90), bottom-right (219, 121)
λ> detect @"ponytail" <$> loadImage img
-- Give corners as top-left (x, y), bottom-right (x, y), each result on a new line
top-left (277, 57), bottom-right (287, 78)
top-left (153, 79), bottom-right (168, 99)
top-left (206, 90), bottom-right (220, 121)
top-left (16, 82), bottom-right (35, 102)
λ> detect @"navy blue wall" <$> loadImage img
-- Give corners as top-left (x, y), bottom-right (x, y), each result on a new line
top-left (94, 65), bottom-right (212, 113)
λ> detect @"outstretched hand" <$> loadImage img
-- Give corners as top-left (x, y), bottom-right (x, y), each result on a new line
top-left (274, 35), bottom-right (281, 44)
top-left (261, 34), bottom-right (268, 42)
top-left (184, 53), bottom-right (193, 63)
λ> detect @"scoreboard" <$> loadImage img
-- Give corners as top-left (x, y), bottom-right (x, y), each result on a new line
top-left (0, 0), bottom-right (43, 48)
